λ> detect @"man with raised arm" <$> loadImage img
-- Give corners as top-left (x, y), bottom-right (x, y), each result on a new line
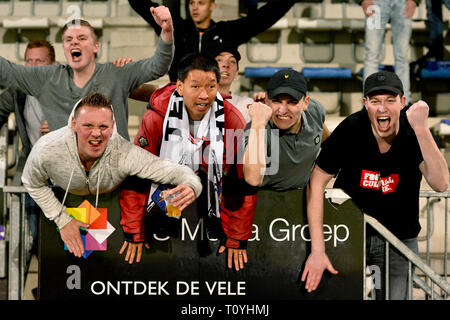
top-left (304, 71), bottom-right (448, 299)
top-left (0, 6), bottom-right (174, 140)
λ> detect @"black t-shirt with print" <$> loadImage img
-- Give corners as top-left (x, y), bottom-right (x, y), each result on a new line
top-left (316, 107), bottom-right (424, 239)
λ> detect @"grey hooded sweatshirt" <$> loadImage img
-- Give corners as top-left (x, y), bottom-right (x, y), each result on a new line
top-left (21, 101), bottom-right (202, 229)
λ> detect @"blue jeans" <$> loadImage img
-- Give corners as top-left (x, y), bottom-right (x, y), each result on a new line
top-left (366, 234), bottom-right (418, 300)
top-left (426, 0), bottom-right (450, 59)
top-left (364, 0), bottom-right (411, 103)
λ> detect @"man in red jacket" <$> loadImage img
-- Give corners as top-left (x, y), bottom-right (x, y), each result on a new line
top-left (119, 53), bottom-right (257, 270)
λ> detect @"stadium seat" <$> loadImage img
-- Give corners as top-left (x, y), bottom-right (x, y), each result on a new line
top-left (244, 66), bottom-right (293, 93)
top-left (302, 67), bottom-right (352, 114)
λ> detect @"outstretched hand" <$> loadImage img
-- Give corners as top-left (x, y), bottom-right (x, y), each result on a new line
top-left (301, 252), bottom-right (338, 292)
top-left (218, 246), bottom-right (247, 271)
top-left (119, 241), bottom-right (150, 264)
top-left (59, 218), bottom-right (90, 258)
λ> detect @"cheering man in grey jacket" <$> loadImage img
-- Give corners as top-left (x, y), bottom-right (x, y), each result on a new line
top-left (0, 6), bottom-right (173, 140)
top-left (22, 92), bottom-right (202, 258)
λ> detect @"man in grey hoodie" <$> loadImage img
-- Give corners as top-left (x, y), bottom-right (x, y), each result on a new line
top-left (22, 92), bottom-right (202, 258)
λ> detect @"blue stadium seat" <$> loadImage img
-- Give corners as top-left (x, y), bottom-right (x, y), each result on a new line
top-left (420, 61), bottom-right (450, 79)
top-left (358, 65), bottom-right (395, 78)
top-left (302, 67), bottom-right (352, 114)
top-left (244, 66), bottom-right (293, 93)
top-left (302, 67), bottom-right (352, 79)
top-left (244, 66), bottom-right (292, 78)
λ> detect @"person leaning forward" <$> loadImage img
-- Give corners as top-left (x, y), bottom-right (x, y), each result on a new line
top-left (242, 69), bottom-right (337, 292)
top-left (119, 53), bottom-right (257, 269)
top-left (304, 71), bottom-right (448, 299)
top-left (21, 92), bottom-right (202, 259)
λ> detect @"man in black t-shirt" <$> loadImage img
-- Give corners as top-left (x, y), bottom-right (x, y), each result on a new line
top-left (301, 71), bottom-right (448, 299)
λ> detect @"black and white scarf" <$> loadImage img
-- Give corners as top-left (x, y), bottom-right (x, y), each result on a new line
top-left (147, 90), bottom-right (225, 219)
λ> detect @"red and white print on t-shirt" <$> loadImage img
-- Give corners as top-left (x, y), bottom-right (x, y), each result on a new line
top-left (360, 170), bottom-right (399, 194)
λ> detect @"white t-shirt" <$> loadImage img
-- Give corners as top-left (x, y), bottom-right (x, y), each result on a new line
top-left (229, 93), bottom-right (253, 123)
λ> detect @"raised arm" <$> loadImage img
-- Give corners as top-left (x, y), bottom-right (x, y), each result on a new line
top-left (243, 102), bottom-right (273, 186)
top-left (0, 57), bottom-right (54, 96)
top-left (407, 100), bottom-right (449, 192)
top-left (226, 0), bottom-right (297, 45)
top-left (302, 164), bottom-right (338, 292)
top-left (112, 57), bottom-right (159, 102)
top-left (128, 0), bottom-right (163, 35)
top-left (120, 6), bottom-right (174, 90)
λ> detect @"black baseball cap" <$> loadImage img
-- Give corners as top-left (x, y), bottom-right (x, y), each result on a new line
top-left (267, 68), bottom-right (307, 101)
top-left (363, 71), bottom-right (404, 97)
top-left (203, 42), bottom-right (241, 62)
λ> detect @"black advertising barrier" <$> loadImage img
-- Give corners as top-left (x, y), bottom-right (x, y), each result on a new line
top-left (39, 188), bottom-right (364, 300)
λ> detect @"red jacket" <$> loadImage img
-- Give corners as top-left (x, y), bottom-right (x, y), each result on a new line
top-left (119, 84), bottom-right (257, 248)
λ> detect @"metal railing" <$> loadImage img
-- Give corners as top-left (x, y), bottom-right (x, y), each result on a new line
top-left (2, 171), bottom-right (449, 299)
top-left (364, 190), bottom-right (450, 300)
top-left (2, 153), bottom-right (30, 300)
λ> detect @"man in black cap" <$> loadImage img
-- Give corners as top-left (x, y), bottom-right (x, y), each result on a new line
top-left (243, 68), bottom-right (330, 191)
top-left (241, 68), bottom-right (334, 283)
top-left (304, 70), bottom-right (448, 299)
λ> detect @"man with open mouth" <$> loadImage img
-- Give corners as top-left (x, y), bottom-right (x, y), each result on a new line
top-left (119, 53), bottom-right (257, 270)
top-left (305, 70), bottom-right (448, 299)
top-left (0, 6), bottom-right (174, 141)
top-left (22, 92), bottom-right (202, 259)
top-left (241, 68), bottom-right (333, 290)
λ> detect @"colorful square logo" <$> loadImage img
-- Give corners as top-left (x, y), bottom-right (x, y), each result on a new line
top-left (64, 200), bottom-right (115, 258)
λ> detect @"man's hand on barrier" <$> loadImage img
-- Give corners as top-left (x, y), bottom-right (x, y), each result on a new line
top-left (119, 241), bottom-right (150, 264)
top-left (217, 246), bottom-right (248, 271)
top-left (60, 219), bottom-right (89, 258)
top-left (301, 252), bottom-right (338, 292)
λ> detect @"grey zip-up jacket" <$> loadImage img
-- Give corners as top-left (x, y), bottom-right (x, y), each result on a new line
top-left (21, 102), bottom-right (202, 229)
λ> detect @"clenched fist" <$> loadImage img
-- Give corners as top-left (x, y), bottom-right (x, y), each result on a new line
top-left (248, 102), bottom-right (273, 127)
top-left (406, 100), bottom-right (429, 132)
top-left (151, 6), bottom-right (173, 43)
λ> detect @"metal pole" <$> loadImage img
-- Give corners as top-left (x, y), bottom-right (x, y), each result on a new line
top-left (8, 193), bottom-right (22, 300)
top-left (363, 220), bottom-right (367, 300)
top-left (431, 282), bottom-right (435, 300)
top-left (408, 261), bottom-right (412, 300)
top-left (385, 241), bottom-right (389, 300)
